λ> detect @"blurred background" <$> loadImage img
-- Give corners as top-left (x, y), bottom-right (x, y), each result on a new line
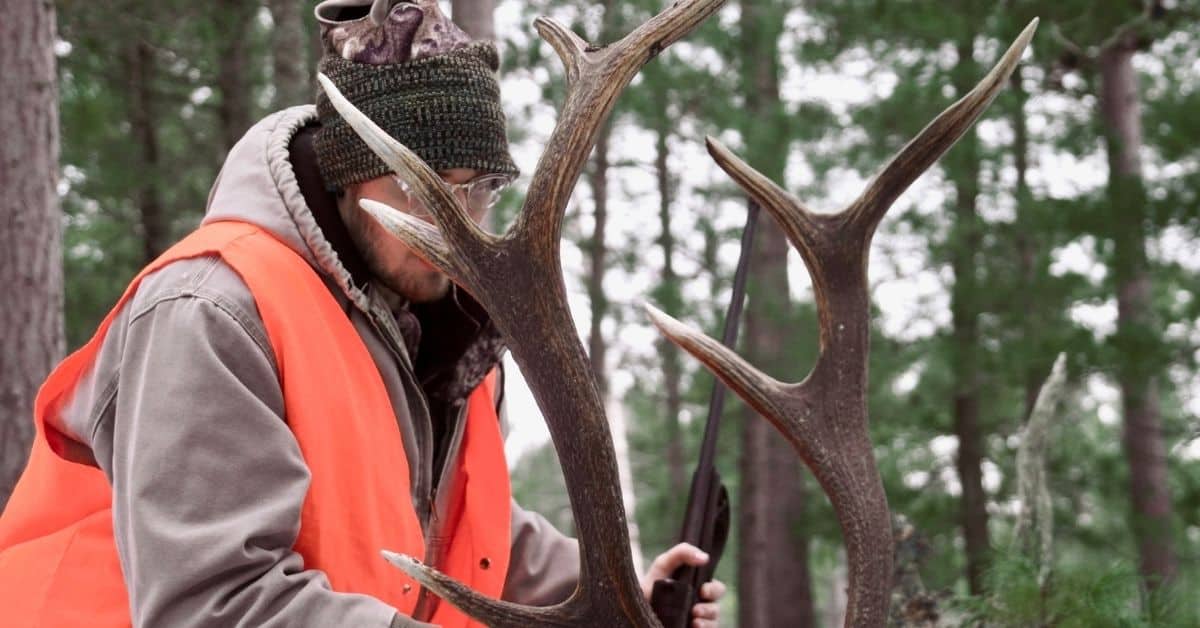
top-left (2, 0), bottom-right (1198, 625)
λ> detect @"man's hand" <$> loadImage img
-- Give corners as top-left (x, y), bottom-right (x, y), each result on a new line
top-left (640, 543), bottom-right (727, 628)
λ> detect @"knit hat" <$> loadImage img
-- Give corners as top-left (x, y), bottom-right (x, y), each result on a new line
top-left (313, 0), bottom-right (519, 189)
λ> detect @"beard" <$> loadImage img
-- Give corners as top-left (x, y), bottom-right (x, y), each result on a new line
top-left (377, 253), bottom-right (452, 303)
top-left (355, 231), bottom-right (452, 303)
top-left (340, 192), bottom-right (453, 303)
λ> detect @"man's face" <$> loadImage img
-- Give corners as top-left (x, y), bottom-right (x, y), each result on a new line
top-left (338, 168), bottom-right (488, 303)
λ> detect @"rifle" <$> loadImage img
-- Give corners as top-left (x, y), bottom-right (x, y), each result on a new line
top-left (649, 200), bottom-right (760, 628)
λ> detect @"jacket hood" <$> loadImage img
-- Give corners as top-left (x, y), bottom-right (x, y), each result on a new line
top-left (204, 105), bottom-right (372, 311)
top-left (203, 106), bottom-right (506, 417)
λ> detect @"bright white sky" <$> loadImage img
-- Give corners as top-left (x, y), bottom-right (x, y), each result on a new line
top-left (484, 2), bottom-right (1200, 472)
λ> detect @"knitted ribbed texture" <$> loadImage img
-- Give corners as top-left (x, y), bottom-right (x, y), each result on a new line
top-left (315, 40), bottom-right (519, 188)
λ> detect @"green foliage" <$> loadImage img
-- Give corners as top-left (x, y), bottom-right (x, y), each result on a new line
top-left (58, 0), bottom-right (275, 347)
top-left (957, 553), bottom-right (1199, 627)
top-left (56, 0), bottom-right (1200, 622)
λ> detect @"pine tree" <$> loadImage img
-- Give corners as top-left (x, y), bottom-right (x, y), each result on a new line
top-left (267, 0), bottom-right (309, 109)
top-left (0, 0), bottom-right (64, 508)
top-left (735, 0), bottom-right (816, 624)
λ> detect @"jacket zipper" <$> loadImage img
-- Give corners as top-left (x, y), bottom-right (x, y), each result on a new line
top-left (364, 293), bottom-right (472, 622)
top-left (412, 400), bottom-right (470, 620)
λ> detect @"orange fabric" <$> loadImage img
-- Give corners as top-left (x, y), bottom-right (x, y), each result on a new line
top-left (0, 221), bottom-right (511, 627)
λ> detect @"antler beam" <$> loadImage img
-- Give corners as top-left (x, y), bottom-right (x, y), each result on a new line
top-left (320, 1), bottom-right (727, 626)
top-left (646, 19), bottom-right (1039, 627)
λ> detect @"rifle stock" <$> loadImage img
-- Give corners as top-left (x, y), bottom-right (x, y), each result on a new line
top-left (650, 467), bottom-right (730, 628)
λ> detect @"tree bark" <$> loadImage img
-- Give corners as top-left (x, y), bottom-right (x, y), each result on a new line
top-left (125, 39), bottom-right (169, 262)
top-left (1010, 67), bottom-right (1044, 420)
top-left (308, 2), bottom-right (323, 97)
top-left (586, 126), bottom-right (610, 397)
top-left (0, 0), bottom-right (64, 509)
top-left (1098, 36), bottom-right (1177, 588)
top-left (948, 39), bottom-right (989, 596)
top-left (736, 1), bottom-right (814, 625)
top-left (451, 0), bottom-right (495, 41)
top-left (652, 90), bottom-right (687, 494)
top-left (583, 121), bottom-right (645, 566)
top-left (738, 213), bottom-right (815, 628)
top-left (584, 0), bottom-right (622, 398)
top-left (214, 0), bottom-right (258, 153)
top-left (268, 0), bottom-right (309, 109)
top-left (579, 0), bottom-right (645, 568)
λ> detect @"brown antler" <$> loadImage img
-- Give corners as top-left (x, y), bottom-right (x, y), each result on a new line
top-left (644, 18), bottom-right (1038, 628)
top-left (317, 1), bottom-right (726, 626)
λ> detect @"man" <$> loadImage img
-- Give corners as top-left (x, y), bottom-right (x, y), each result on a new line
top-left (0, 1), bottom-right (724, 626)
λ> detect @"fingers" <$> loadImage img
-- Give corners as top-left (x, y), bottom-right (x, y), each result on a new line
top-left (649, 543), bottom-right (710, 579)
top-left (691, 605), bottom-right (719, 628)
top-left (691, 582), bottom-right (724, 628)
top-left (641, 543), bottom-right (712, 600)
top-left (699, 579), bottom-right (727, 601)
top-left (692, 602), bottom-right (719, 620)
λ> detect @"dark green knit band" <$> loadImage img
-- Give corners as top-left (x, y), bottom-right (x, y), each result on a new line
top-left (315, 41), bottom-right (519, 189)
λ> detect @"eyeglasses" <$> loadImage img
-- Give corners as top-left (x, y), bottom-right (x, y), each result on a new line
top-left (390, 172), bottom-right (513, 220)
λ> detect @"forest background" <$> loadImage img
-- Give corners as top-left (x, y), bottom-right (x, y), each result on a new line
top-left (2, 0), bottom-right (1198, 626)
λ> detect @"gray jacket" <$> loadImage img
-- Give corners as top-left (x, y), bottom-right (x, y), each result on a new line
top-left (48, 106), bottom-right (579, 627)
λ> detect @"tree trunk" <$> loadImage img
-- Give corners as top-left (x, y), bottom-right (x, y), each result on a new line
top-left (585, 0), bottom-right (622, 398)
top-left (736, 1), bottom-right (814, 624)
top-left (581, 95), bottom-right (647, 570)
top-left (0, 0), bottom-right (64, 509)
top-left (948, 39), bottom-right (989, 595)
top-left (268, 0), bottom-right (309, 109)
top-left (1098, 36), bottom-right (1177, 588)
top-left (1010, 67), bottom-right (1043, 420)
top-left (738, 213), bottom-right (815, 628)
top-left (654, 102), bottom-right (687, 495)
top-left (308, 2), bottom-right (323, 97)
top-left (586, 126), bottom-right (611, 397)
top-left (125, 40), bottom-right (168, 262)
top-left (578, 0), bottom-right (646, 568)
top-left (214, 0), bottom-right (258, 153)
top-left (451, 0), bottom-right (495, 41)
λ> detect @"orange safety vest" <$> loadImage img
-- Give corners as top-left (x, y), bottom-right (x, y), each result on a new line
top-left (0, 221), bottom-right (511, 627)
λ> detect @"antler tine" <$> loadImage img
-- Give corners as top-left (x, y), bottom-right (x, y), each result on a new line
top-left (650, 21), bottom-right (1038, 627)
top-left (515, 0), bottom-right (727, 251)
top-left (704, 136), bottom-right (844, 353)
top-left (705, 136), bottom-right (824, 262)
top-left (358, 199), bottom-right (462, 283)
top-left (316, 73), bottom-right (490, 252)
top-left (382, 552), bottom-right (576, 627)
top-left (318, 1), bottom-right (730, 626)
top-left (646, 217), bottom-right (893, 628)
top-left (534, 17), bottom-right (589, 86)
top-left (643, 302), bottom-right (797, 436)
top-left (845, 18), bottom-right (1038, 240)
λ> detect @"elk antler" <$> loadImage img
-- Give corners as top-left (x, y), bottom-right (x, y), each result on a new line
top-left (317, 1), bottom-right (726, 626)
top-left (644, 18), bottom-right (1039, 628)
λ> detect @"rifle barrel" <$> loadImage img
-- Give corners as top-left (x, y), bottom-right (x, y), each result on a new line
top-left (694, 200), bottom-right (760, 471)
